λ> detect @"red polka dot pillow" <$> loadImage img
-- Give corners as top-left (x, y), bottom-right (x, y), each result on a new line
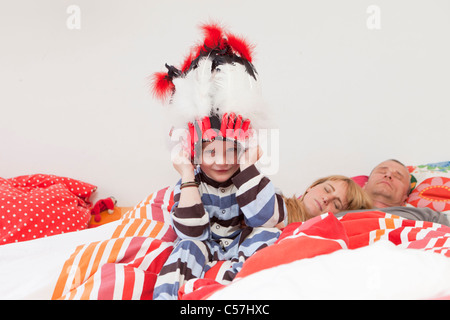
top-left (1, 174), bottom-right (97, 245)
top-left (406, 161), bottom-right (450, 215)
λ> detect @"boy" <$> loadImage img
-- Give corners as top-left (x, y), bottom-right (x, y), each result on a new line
top-left (153, 114), bottom-right (285, 299)
top-left (151, 23), bottom-right (285, 300)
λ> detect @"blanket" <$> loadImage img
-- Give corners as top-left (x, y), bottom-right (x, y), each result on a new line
top-left (1, 186), bottom-right (450, 299)
top-left (181, 211), bottom-right (450, 299)
top-left (0, 174), bottom-right (96, 245)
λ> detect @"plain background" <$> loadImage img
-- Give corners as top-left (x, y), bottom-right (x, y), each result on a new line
top-left (1, 0), bottom-right (449, 206)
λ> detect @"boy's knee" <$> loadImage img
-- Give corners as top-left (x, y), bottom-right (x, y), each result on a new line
top-left (238, 227), bottom-right (281, 252)
top-left (175, 239), bottom-right (210, 260)
top-left (177, 239), bottom-right (206, 250)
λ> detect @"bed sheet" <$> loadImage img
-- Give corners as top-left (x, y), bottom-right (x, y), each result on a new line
top-left (0, 186), bottom-right (176, 299)
top-left (183, 211), bottom-right (450, 299)
top-left (2, 185), bottom-right (450, 300)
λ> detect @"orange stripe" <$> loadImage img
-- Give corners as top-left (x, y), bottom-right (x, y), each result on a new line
top-left (112, 218), bottom-right (130, 238)
top-left (66, 242), bottom-right (100, 300)
top-left (90, 240), bottom-right (109, 274)
top-left (137, 220), bottom-right (152, 237)
top-left (79, 275), bottom-right (96, 300)
top-left (72, 242), bottom-right (98, 289)
top-left (51, 244), bottom-right (84, 300)
top-left (123, 219), bottom-right (142, 237)
top-left (67, 282), bottom-right (78, 300)
top-left (374, 229), bottom-right (385, 242)
top-left (145, 193), bottom-right (155, 205)
top-left (140, 206), bottom-right (147, 219)
top-left (80, 240), bottom-right (109, 299)
top-left (149, 221), bottom-right (164, 238)
top-left (123, 208), bottom-right (135, 219)
top-left (108, 237), bottom-right (126, 263)
top-left (385, 218), bottom-right (396, 229)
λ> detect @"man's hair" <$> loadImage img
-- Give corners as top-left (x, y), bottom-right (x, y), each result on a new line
top-left (386, 159), bottom-right (407, 167)
top-left (369, 159), bottom-right (407, 176)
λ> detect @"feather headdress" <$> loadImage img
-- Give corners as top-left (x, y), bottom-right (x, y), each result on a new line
top-left (151, 22), bottom-right (268, 161)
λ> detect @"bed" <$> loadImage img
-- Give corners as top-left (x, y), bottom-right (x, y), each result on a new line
top-left (1, 161), bottom-right (449, 300)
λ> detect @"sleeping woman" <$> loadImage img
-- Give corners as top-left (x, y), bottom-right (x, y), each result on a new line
top-left (279, 175), bottom-right (373, 227)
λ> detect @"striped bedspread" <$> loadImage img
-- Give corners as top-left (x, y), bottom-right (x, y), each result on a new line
top-left (1, 186), bottom-right (450, 299)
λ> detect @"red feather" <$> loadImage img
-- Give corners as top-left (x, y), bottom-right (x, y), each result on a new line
top-left (200, 23), bottom-right (224, 50)
top-left (226, 33), bottom-right (254, 62)
top-left (151, 72), bottom-right (174, 101)
top-left (180, 51), bottom-right (194, 73)
top-left (180, 45), bottom-right (202, 73)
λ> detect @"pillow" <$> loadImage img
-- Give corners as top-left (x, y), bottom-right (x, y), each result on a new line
top-left (406, 161), bottom-right (450, 214)
top-left (351, 175), bottom-right (368, 188)
top-left (0, 174), bottom-right (97, 245)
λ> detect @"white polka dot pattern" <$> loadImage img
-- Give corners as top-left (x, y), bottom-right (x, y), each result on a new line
top-left (0, 174), bottom-right (96, 245)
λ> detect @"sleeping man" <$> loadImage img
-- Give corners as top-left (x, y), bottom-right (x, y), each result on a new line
top-left (335, 159), bottom-right (450, 226)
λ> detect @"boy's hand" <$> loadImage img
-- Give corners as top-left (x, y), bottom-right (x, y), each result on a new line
top-left (172, 149), bottom-right (195, 179)
top-left (239, 142), bottom-right (262, 171)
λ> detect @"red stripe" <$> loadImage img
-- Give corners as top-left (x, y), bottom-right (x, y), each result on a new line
top-left (202, 116), bottom-right (211, 131)
top-left (121, 237), bottom-right (147, 264)
top-left (141, 244), bottom-right (173, 300)
top-left (220, 113), bottom-right (228, 137)
top-left (407, 227), bottom-right (421, 242)
top-left (435, 237), bottom-right (448, 248)
top-left (127, 239), bottom-right (162, 269)
top-left (147, 245), bottom-right (173, 274)
top-left (97, 264), bottom-right (115, 300)
top-left (122, 268), bottom-right (136, 300)
top-left (150, 187), bottom-right (169, 221)
top-left (141, 272), bottom-right (158, 300)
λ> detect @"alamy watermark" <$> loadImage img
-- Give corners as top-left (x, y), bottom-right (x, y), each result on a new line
top-left (367, 5), bottom-right (381, 30)
top-left (169, 128), bottom-right (280, 176)
top-left (66, 5), bottom-right (81, 30)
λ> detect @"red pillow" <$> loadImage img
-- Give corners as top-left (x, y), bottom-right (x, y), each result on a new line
top-left (0, 174), bottom-right (96, 245)
top-left (351, 175), bottom-right (368, 188)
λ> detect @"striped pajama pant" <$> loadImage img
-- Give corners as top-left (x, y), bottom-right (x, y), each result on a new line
top-left (153, 226), bottom-right (281, 300)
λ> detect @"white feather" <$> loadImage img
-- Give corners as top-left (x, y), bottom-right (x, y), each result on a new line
top-left (211, 63), bottom-right (270, 130)
top-left (169, 57), bottom-right (214, 129)
top-left (168, 58), bottom-right (272, 132)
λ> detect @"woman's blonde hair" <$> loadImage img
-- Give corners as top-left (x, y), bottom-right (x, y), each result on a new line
top-left (284, 175), bottom-right (373, 224)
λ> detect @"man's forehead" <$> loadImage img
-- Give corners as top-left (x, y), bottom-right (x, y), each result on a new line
top-left (376, 160), bottom-right (405, 171)
top-left (372, 161), bottom-right (410, 178)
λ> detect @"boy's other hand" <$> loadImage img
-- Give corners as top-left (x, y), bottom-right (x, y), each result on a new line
top-left (239, 143), bottom-right (262, 171)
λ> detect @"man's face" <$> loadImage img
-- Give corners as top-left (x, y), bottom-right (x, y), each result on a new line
top-left (364, 160), bottom-right (410, 208)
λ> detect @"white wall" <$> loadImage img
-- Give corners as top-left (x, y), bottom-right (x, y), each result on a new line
top-left (1, 0), bottom-right (449, 206)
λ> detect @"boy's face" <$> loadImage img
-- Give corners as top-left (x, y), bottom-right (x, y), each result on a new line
top-left (200, 139), bottom-right (240, 183)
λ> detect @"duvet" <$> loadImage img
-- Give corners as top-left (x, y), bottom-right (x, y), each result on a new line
top-left (1, 186), bottom-right (450, 300)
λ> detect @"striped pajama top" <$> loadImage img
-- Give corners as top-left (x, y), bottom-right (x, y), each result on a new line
top-left (170, 164), bottom-right (286, 242)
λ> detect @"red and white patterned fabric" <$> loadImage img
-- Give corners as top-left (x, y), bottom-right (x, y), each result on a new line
top-left (1, 174), bottom-right (96, 245)
top-left (51, 186), bottom-right (177, 300)
top-left (406, 161), bottom-right (450, 215)
top-left (182, 211), bottom-right (450, 299)
top-left (2, 185), bottom-right (450, 300)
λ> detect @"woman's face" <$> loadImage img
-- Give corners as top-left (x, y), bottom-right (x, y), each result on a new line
top-left (302, 180), bottom-right (349, 218)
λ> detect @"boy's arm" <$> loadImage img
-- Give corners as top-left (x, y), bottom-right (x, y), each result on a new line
top-left (232, 164), bottom-right (286, 228)
top-left (170, 176), bottom-right (211, 241)
top-left (170, 150), bottom-right (210, 240)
